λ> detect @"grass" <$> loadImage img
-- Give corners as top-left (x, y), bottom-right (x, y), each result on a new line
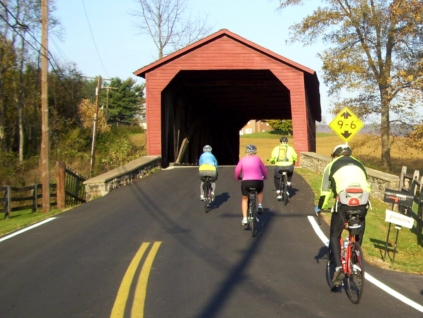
top-left (0, 208), bottom-right (69, 236)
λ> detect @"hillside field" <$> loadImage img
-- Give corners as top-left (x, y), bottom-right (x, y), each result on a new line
top-left (240, 132), bottom-right (423, 175)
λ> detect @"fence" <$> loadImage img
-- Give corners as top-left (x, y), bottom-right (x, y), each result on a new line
top-left (0, 162), bottom-right (86, 219)
top-left (56, 162), bottom-right (86, 208)
top-left (0, 184), bottom-right (57, 219)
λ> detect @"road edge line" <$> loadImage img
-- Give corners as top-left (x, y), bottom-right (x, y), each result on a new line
top-left (0, 217), bottom-right (56, 243)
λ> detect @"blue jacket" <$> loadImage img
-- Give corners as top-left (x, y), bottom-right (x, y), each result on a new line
top-left (199, 152), bottom-right (218, 167)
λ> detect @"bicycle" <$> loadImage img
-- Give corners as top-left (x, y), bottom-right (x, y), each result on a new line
top-left (325, 185), bottom-right (368, 304)
top-left (326, 212), bottom-right (365, 304)
top-left (202, 176), bottom-right (213, 213)
top-left (277, 170), bottom-right (289, 205)
top-left (246, 187), bottom-right (259, 237)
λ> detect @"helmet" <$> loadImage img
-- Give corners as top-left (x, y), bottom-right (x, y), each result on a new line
top-left (280, 137), bottom-right (288, 144)
top-left (246, 144), bottom-right (257, 154)
top-left (203, 145), bottom-right (212, 152)
top-left (332, 144), bottom-right (352, 157)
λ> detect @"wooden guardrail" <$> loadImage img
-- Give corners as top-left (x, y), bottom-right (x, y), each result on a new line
top-left (0, 184), bottom-right (57, 219)
top-left (0, 162), bottom-right (86, 219)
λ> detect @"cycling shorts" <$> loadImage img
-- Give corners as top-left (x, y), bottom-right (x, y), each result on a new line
top-left (241, 180), bottom-right (264, 196)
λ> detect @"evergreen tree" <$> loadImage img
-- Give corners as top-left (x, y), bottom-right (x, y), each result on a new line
top-left (103, 78), bottom-right (145, 125)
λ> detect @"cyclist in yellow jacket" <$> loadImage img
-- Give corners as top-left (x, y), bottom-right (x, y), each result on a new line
top-left (315, 144), bottom-right (371, 288)
top-left (269, 137), bottom-right (297, 200)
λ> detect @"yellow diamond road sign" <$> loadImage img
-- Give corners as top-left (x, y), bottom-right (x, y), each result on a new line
top-left (329, 107), bottom-right (364, 143)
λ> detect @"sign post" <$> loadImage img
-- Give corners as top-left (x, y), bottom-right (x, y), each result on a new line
top-left (329, 107), bottom-right (364, 143)
top-left (383, 189), bottom-right (414, 263)
top-left (383, 209), bottom-right (414, 262)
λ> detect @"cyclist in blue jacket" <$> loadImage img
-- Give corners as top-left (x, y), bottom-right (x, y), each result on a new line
top-left (198, 145), bottom-right (218, 201)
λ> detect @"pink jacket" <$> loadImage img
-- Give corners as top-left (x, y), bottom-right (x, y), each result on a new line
top-left (234, 155), bottom-right (268, 181)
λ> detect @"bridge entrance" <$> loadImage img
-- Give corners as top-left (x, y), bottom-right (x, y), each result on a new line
top-left (161, 70), bottom-right (291, 166)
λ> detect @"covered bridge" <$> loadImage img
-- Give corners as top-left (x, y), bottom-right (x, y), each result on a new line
top-left (134, 29), bottom-right (322, 168)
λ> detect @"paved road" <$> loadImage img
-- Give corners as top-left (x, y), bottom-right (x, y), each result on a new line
top-left (0, 166), bottom-right (421, 317)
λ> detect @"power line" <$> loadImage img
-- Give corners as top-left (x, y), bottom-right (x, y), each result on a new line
top-left (81, 0), bottom-right (110, 78)
top-left (0, 2), bottom-right (114, 116)
top-left (0, 6), bottom-right (98, 113)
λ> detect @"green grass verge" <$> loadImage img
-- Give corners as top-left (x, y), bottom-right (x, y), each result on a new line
top-left (296, 167), bottom-right (423, 274)
top-left (0, 208), bottom-right (69, 237)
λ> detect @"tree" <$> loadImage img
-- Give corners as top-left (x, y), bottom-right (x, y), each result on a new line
top-left (277, 0), bottom-right (423, 171)
top-left (103, 78), bottom-right (145, 125)
top-left (133, 0), bottom-right (212, 59)
top-left (267, 119), bottom-right (293, 135)
top-left (78, 98), bottom-right (109, 133)
top-left (405, 124), bottom-right (423, 150)
top-left (0, 0), bottom-right (60, 159)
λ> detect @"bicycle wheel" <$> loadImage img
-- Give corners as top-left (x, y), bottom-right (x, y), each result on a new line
top-left (203, 182), bottom-right (210, 213)
top-left (250, 201), bottom-right (258, 237)
top-left (283, 178), bottom-right (288, 205)
top-left (277, 178), bottom-right (282, 201)
top-left (325, 246), bottom-right (336, 290)
top-left (346, 242), bottom-right (365, 304)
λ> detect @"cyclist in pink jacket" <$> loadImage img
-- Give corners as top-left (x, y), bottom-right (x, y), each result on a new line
top-left (234, 144), bottom-right (268, 225)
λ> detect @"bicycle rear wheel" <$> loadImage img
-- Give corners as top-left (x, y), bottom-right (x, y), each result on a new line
top-left (346, 242), bottom-right (365, 304)
top-left (283, 178), bottom-right (288, 205)
top-left (325, 247), bottom-right (337, 290)
top-left (250, 204), bottom-right (258, 237)
top-left (203, 182), bottom-right (211, 213)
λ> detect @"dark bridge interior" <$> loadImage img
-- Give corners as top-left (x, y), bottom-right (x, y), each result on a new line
top-left (161, 70), bottom-right (293, 167)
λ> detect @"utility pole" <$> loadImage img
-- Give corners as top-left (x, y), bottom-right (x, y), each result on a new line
top-left (89, 76), bottom-right (102, 177)
top-left (41, 0), bottom-right (50, 212)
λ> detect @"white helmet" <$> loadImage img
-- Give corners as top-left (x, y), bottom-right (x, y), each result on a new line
top-left (332, 144), bottom-right (352, 157)
top-left (203, 145), bottom-right (212, 152)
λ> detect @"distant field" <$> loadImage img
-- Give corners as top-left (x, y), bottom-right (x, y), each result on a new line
top-left (240, 131), bottom-right (423, 175)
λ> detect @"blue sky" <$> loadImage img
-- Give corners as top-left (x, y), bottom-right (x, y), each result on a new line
top-left (51, 0), bottom-right (331, 121)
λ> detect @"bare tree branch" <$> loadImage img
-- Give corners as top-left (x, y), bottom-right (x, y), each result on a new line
top-left (132, 0), bottom-right (212, 59)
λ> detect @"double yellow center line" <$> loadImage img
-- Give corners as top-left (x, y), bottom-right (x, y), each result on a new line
top-left (111, 241), bottom-right (162, 318)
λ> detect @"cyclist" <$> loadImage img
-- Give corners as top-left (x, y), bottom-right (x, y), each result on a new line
top-left (315, 144), bottom-right (371, 287)
top-left (198, 145), bottom-right (218, 201)
top-left (234, 144), bottom-right (268, 225)
top-left (269, 137), bottom-right (297, 200)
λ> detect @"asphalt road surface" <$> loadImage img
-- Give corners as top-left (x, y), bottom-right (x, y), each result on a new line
top-left (0, 166), bottom-right (422, 318)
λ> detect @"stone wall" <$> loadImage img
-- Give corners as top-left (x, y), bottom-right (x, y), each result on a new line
top-left (83, 156), bottom-right (161, 202)
top-left (300, 152), bottom-right (399, 201)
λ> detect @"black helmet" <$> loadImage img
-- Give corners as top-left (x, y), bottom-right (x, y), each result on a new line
top-left (246, 144), bottom-right (257, 154)
top-left (280, 137), bottom-right (288, 144)
top-left (332, 144), bottom-right (352, 157)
